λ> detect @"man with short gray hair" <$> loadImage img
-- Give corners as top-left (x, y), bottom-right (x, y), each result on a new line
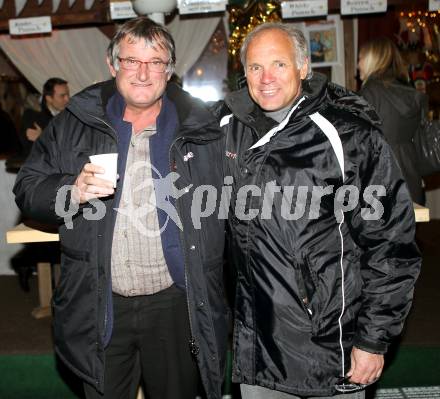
top-left (215, 22), bottom-right (420, 398)
top-left (14, 17), bottom-right (228, 399)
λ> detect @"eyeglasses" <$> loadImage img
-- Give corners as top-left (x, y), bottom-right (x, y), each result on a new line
top-left (334, 376), bottom-right (377, 393)
top-left (117, 57), bottom-right (170, 73)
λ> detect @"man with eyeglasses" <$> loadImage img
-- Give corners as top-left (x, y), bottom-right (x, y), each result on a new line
top-left (215, 23), bottom-right (421, 398)
top-left (14, 17), bottom-right (228, 399)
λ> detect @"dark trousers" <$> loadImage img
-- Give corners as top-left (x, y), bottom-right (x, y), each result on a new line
top-left (241, 384), bottom-right (365, 398)
top-left (84, 285), bottom-right (200, 399)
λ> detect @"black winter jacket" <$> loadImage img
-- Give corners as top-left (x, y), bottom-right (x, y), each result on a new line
top-left (19, 106), bottom-right (54, 157)
top-left (360, 78), bottom-right (428, 204)
top-left (13, 80), bottom-right (229, 398)
top-left (217, 74), bottom-right (421, 396)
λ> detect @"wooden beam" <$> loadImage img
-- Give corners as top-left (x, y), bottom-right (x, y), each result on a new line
top-left (0, 0), bottom-right (432, 29)
top-left (343, 18), bottom-right (356, 91)
top-left (0, 0), bottom-right (111, 32)
top-left (0, 9), bottom-right (110, 31)
top-left (328, 0), bottom-right (429, 13)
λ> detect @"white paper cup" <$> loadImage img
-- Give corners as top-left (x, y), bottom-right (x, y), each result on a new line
top-left (89, 153), bottom-right (118, 188)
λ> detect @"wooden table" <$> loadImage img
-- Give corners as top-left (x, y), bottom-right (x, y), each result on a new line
top-left (6, 222), bottom-right (59, 319)
top-left (6, 222), bottom-right (146, 398)
top-left (414, 202), bottom-right (430, 222)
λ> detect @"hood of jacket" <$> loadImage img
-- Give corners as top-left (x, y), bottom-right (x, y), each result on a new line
top-left (224, 72), bottom-right (381, 132)
top-left (67, 79), bottom-right (221, 140)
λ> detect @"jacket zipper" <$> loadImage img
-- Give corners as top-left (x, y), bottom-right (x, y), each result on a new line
top-left (169, 136), bottom-right (197, 358)
top-left (243, 142), bottom-right (269, 383)
top-left (245, 127), bottom-right (314, 321)
top-left (169, 133), bottom-right (223, 368)
top-left (87, 113), bottom-right (118, 342)
top-left (88, 114), bottom-right (119, 139)
top-left (296, 266), bottom-right (313, 319)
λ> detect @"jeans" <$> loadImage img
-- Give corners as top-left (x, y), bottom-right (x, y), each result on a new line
top-left (240, 384), bottom-right (365, 399)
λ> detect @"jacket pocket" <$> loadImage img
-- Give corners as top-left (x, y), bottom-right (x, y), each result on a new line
top-left (205, 257), bottom-right (230, 315)
top-left (292, 255), bottom-right (316, 316)
top-left (53, 245), bottom-right (90, 305)
top-left (60, 244), bottom-right (90, 261)
top-left (52, 244), bottom-right (97, 378)
top-left (204, 257), bottom-right (231, 377)
top-left (291, 254), bottom-right (321, 335)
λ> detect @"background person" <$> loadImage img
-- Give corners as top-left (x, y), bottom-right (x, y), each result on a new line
top-left (14, 17), bottom-right (228, 399)
top-left (9, 78), bottom-right (69, 290)
top-left (18, 77), bottom-right (70, 157)
top-left (0, 102), bottom-right (19, 157)
top-left (216, 22), bottom-right (421, 399)
top-left (358, 37), bottom-right (428, 204)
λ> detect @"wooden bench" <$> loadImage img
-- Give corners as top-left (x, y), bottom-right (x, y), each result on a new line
top-left (5, 222), bottom-right (145, 398)
top-left (6, 222), bottom-right (59, 318)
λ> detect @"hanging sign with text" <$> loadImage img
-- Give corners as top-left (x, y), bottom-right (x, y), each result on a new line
top-left (9, 16), bottom-right (52, 35)
top-left (109, 1), bottom-right (137, 20)
top-left (341, 0), bottom-right (387, 15)
top-left (178, 0), bottom-right (227, 15)
top-left (281, 0), bottom-right (328, 19)
top-left (429, 0), bottom-right (440, 11)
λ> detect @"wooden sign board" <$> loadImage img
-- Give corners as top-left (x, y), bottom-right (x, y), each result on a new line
top-left (281, 0), bottom-right (328, 19)
top-left (109, 1), bottom-right (137, 20)
top-left (429, 0), bottom-right (440, 11)
top-left (9, 16), bottom-right (52, 35)
top-left (178, 0), bottom-right (226, 14)
top-left (341, 0), bottom-right (387, 15)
